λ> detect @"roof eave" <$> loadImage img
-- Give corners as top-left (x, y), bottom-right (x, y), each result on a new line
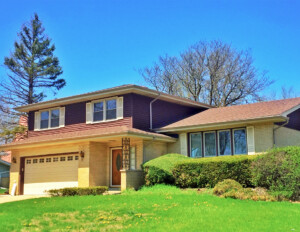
top-left (0, 131), bottom-right (176, 150)
top-left (14, 85), bottom-right (211, 112)
top-left (156, 115), bottom-right (288, 133)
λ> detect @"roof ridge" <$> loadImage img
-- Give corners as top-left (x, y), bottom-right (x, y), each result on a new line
top-left (208, 97), bottom-right (300, 110)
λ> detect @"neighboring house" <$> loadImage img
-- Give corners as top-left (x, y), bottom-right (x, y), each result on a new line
top-left (0, 84), bottom-right (299, 195)
top-left (0, 159), bottom-right (10, 188)
top-left (0, 116), bottom-right (28, 189)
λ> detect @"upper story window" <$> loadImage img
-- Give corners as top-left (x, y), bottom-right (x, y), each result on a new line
top-left (34, 107), bottom-right (65, 131)
top-left (86, 97), bottom-right (123, 124)
top-left (106, 99), bottom-right (117, 120)
top-left (94, 102), bottom-right (104, 121)
top-left (93, 99), bottom-right (117, 122)
top-left (40, 109), bottom-right (60, 129)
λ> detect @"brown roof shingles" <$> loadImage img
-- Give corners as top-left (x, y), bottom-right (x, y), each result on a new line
top-left (1, 126), bottom-right (174, 148)
top-left (159, 97), bottom-right (300, 130)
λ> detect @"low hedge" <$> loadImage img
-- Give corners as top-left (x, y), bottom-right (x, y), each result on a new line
top-left (213, 179), bottom-right (276, 201)
top-left (251, 146), bottom-right (300, 201)
top-left (47, 186), bottom-right (108, 196)
top-left (142, 153), bottom-right (188, 186)
top-left (173, 155), bottom-right (258, 188)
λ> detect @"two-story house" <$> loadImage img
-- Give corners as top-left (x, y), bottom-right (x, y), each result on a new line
top-left (1, 84), bottom-right (300, 195)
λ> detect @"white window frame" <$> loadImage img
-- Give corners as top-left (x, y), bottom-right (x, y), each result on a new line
top-left (232, 128), bottom-right (248, 155)
top-left (130, 146), bottom-right (136, 170)
top-left (91, 97), bottom-right (118, 123)
top-left (203, 131), bottom-right (217, 157)
top-left (39, 107), bottom-right (61, 130)
top-left (217, 130), bottom-right (232, 156)
top-left (189, 132), bottom-right (203, 158)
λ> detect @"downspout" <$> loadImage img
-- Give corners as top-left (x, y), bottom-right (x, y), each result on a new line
top-left (273, 118), bottom-right (289, 147)
top-left (149, 93), bottom-right (161, 131)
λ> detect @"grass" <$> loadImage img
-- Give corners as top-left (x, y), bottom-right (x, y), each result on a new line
top-left (0, 185), bottom-right (299, 231)
top-left (0, 188), bottom-right (7, 194)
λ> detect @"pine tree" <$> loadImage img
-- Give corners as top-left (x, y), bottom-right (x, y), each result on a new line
top-left (1, 13), bottom-right (66, 111)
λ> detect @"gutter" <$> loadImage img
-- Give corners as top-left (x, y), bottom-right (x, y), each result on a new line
top-left (150, 93), bottom-right (161, 130)
top-left (273, 118), bottom-right (289, 146)
top-left (156, 115), bottom-right (288, 133)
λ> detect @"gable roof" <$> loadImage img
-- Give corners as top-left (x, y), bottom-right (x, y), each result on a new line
top-left (0, 126), bottom-right (176, 149)
top-left (157, 97), bottom-right (300, 132)
top-left (15, 84), bottom-right (212, 112)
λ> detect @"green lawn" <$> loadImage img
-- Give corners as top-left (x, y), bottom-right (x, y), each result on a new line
top-left (0, 185), bottom-right (299, 232)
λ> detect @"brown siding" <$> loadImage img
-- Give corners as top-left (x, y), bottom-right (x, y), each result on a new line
top-left (27, 92), bottom-right (204, 137)
top-left (286, 108), bottom-right (300, 131)
top-left (132, 93), bottom-right (202, 131)
top-left (28, 94), bottom-right (133, 137)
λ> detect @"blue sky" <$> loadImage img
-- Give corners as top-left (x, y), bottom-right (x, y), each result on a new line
top-left (0, 0), bottom-right (299, 100)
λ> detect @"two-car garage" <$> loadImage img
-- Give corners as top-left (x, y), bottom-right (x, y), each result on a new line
top-left (23, 154), bottom-right (79, 195)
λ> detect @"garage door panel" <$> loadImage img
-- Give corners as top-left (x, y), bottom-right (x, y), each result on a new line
top-left (24, 155), bottom-right (79, 195)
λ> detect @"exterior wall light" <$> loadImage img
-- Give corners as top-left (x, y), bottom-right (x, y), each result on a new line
top-left (80, 151), bottom-right (85, 158)
top-left (12, 157), bottom-right (17, 163)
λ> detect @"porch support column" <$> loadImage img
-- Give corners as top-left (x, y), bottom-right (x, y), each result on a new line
top-left (122, 137), bottom-right (130, 170)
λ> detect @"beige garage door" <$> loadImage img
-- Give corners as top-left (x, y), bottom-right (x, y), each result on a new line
top-left (24, 154), bottom-right (79, 195)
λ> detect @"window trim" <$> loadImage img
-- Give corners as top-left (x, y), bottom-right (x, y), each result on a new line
top-left (232, 128), bottom-right (248, 155)
top-left (203, 131), bottom-right (217, 157)
top-left (39, 107), bottom-right (61, 130)
top-left (217, 130), bottom-right (232, 156)
top-left (189, 132), bottom-right (203, 158)
top-left (91, 97), bottom-right (118, 123)
top-left (130, 146), bottom-right (136, 170)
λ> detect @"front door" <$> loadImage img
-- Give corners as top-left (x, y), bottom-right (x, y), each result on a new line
top-left (112, 149), bottom-right (122, 186)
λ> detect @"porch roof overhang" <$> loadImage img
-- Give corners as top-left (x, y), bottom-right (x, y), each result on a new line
top-left (0, 126), bottom-right (176, 150)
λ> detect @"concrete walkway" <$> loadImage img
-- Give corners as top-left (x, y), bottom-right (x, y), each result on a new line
top-left (0, 188), bottom-right (120, 204)
top-left (0, 195), bottom-right (50, 204)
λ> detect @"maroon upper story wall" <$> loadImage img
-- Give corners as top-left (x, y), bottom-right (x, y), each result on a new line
top-left (285, 108), bottom-right (300, 131)
top-left (275, 108), bottom-right (300, 131)
top-left (27, 93), bottom-right (205, 137)
top-left (131, 93), bottom-right (204, 131)
top-left (27, 94), bottom-right (134, 137)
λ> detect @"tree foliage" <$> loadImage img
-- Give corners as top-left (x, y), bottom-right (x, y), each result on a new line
top-left (140, 41), bottom-right (273, 106)
top-left (1, 13), bottom-right (66, 112)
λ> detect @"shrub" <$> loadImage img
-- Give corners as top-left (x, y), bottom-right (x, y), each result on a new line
top-left (142, 154), bottom-right (188, 186)
top-left (213, 179), bottom-right (243, 196)
top-left (173, 155), bottom-right (258, 188)
top-left (251, 146), bottom-right (300, 201)
top-left (47, 186), bottom-right (108, 196)
top-left (213, 179), bottom-right (276, 201)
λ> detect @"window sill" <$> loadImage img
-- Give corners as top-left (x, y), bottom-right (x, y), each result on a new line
top-left (34, 126), bottom-right (63, 132)
top-left (88, 118), bottom-right (122, 124)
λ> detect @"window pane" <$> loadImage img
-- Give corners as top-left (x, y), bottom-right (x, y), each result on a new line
top-left (51, 109), bottom-right (60, 127)
top-left (204, 132), bottom-right (216, 157)
top-left (190, 133), bottom-right (202, 157)
top-left (234, 129), bottom-right (247, 154)
top-left (106, 99), bottom-right (116, 110)
top-left (40, 111), bottom-right (49, 129)
top-left (106, 99), bottom-right (117, 120)
top-left (94, 102), bottom-right (103, 112)
top-left (94, 102), bottom-right (104, 121)
top-left (219, 131), bottom-right (231, 156)
top-left (94, 111), bottom-right (103, 121)
top-left (106, 109), bottom-right (116, 120)
top-left (130, 147), bottom-right (136, 170)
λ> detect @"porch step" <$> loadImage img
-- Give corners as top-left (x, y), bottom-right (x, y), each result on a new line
top-left (105, 188), bottom-right (121, 195)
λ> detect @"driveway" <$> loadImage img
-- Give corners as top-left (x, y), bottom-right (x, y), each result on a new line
top-left (0, 194), bottom-right (50, 204)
